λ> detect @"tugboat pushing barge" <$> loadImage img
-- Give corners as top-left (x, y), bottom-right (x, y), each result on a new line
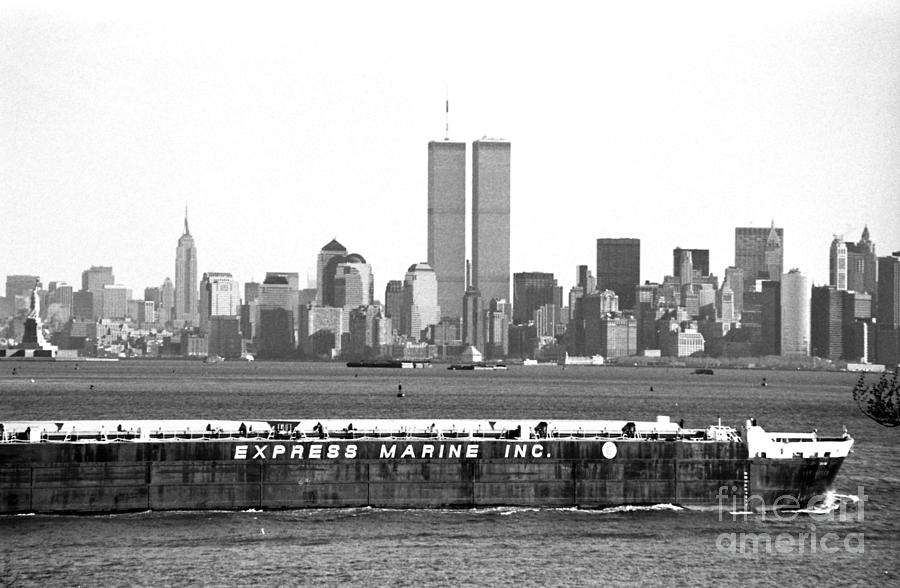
top-left (0, 416), bottom-right (852, 514)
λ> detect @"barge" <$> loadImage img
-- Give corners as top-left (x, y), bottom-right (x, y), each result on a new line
top-left (0, 417), bottom-right (853, 514)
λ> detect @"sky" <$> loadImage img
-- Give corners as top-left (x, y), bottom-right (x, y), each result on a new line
top-left (2, 1), bottom-right (898, 300)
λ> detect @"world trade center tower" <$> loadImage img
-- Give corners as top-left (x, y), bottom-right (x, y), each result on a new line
top-left (427, 141), bottom-right (466, 319)
top-left (472, 139), bottom-right (511, 304)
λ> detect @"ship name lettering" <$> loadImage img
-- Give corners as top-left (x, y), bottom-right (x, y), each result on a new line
top-left (504, 444), bottom-right (545, 458)
top-left (233, 444), bottom-right (358, 460)
top-left (378, 443), bottom-right (480, 459)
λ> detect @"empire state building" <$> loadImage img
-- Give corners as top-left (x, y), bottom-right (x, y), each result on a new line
top-left (175, 210), bottom-right (198, 327)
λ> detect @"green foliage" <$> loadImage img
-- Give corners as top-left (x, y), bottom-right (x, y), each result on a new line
top-left (852, 368), bottom-right (900, 428)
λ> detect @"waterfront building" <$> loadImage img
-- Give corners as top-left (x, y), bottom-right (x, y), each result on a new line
top-left (402, 263), bottom-right (440, 341)
top-left (876, 252), bottom-right (900, 366)
top-left (512, 272), bottom-right (560, 325)
top-left (811, 285), bottom-right (844, 361)
top-left (842, 291), bottom-right (873, 363)
top-left (660, 328), bottom-right (705, 357)
top-left (472, 139), bottom-right (511, 304)
top-left (735, 223), bottom-right (784, 287)
top-left (428, 140), bottom-right (466, 320)
top-left (174, 211), bottom-right (198, 327)
top-left (596, 238), bottom-right (640, 310)
top-left (742, 280), bottom-right (781, 356)
top-left (585, 316), bottom-right (637, 359)
top-left (781, 269), bottom-right (810, 356)
top-left (208, 316), bottom-right (242, 359)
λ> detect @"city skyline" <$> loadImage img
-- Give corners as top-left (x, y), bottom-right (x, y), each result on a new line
top-left (2, 2), bottom-right (898, 296)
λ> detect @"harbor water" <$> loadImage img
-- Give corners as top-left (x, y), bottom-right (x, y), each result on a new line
top-left (1, 361), bottom-right (897, 586)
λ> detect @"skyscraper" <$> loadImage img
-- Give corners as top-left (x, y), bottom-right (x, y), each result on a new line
top-left (673, 248), bottom-right (710, 280)
top-left (512, 272), bottom-right (559, 325)
top-left (81, 266), bottom-right (113, 320)
top-left (735, 223), bottom-right (784, 287)
top-left (316, 239), bottom-right (348, 306)
top-left (596, 238), bottom-right (640, 310)
top-left (160, 277), bottom-right (175, 326)
top-left (472, 139), bottom-right (511, 304)
top-left (781, 269), bottom-right (809, 356)
top-left (199, 272), bottom-right (240, 333)
top-left (829, 237), bottom-right (849, 291)
top-left (402, 263), bottom-right (440, 341)
top-left (175, 211), bottom-right (198, 327)
top-left (427, 141), bottom-right (466, 320)
top-left (811, 285), bottom-right (844, 360)
top-left (847, 227), bottom-right (877, 297)
top-left (875, 252), bottom-right (900, 366)
top-left (333, 260), bottom-right (374, 308)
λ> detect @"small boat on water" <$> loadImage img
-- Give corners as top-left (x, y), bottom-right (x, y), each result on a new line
top-left (692, 368), bottom-right (714, 375)
top-left (346, 360), bottom-right (432, 369)
top-left (448, 363), bottom-right (508, 371)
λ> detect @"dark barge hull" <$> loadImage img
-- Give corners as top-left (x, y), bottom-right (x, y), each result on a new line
top-left (0, 439), bottom-right (845, 514)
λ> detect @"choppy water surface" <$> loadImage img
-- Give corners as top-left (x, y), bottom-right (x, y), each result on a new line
top-left (1, 361), bottom-right (898, 586)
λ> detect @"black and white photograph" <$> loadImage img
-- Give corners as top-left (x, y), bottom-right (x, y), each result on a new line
top-left (1, 1), bottom-right (898, 585)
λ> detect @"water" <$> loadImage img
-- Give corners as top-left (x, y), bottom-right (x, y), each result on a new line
top-left (1, 361), bottom-right (898, 586)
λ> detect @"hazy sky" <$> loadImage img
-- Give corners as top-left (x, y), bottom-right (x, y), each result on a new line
top-left (2, 1), bottom-right (898, 299)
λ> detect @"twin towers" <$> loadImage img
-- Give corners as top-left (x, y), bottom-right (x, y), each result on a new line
top-left (427, 138), bottom-right (511, 321)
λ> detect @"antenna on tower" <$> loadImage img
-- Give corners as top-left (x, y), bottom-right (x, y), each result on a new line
top-left (444, 89), bottom-right (450, 141)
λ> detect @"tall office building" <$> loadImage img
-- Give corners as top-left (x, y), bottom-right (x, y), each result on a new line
top-left (316, 239), bottom-right (348, 306)
top-left (333, 259), bottom-right (374, 308)
top-left (101, 284), bottom-right (128, 320)
top-left (847, 227), bottom-right (877, 297)
top-left (877, 253), bottom-right (900, 329)
top-left (829, 237), bottom-right (849, 291)
top-left (811, 285), bottom-right (844, 360)
top-left (402, 263), bottom-right (440, 341)
top-left (160, 278), bottom-right (175, 326)
top-left (427, 140), bottom-right (466, 320)
top-left (723, 267), bottom-right (745, 318)
top-left (781, 269), bottom-right (809, 356)
top-left (199, 272), bottom-right (240, 333)
top-left (596, 238), bottom-right (640, 310)
top-left (673, 248), bottom-right (710, 281)
top-left (512, 272), bottom-right (559, 325)
top-left (875, 253), bottom-right (900, 366)
top-left (735, 223), bottom-right (783, 287)
top-left (384, 280), bottom-right (403, 327)
top-left (175, 211), bottom-right (198, 327)
top-left (472, 139), bottom-right (511, 304)
top-left (81, 266), bottom-right (113, 320)
top-left (831, 227), bottom-right (878, 298)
